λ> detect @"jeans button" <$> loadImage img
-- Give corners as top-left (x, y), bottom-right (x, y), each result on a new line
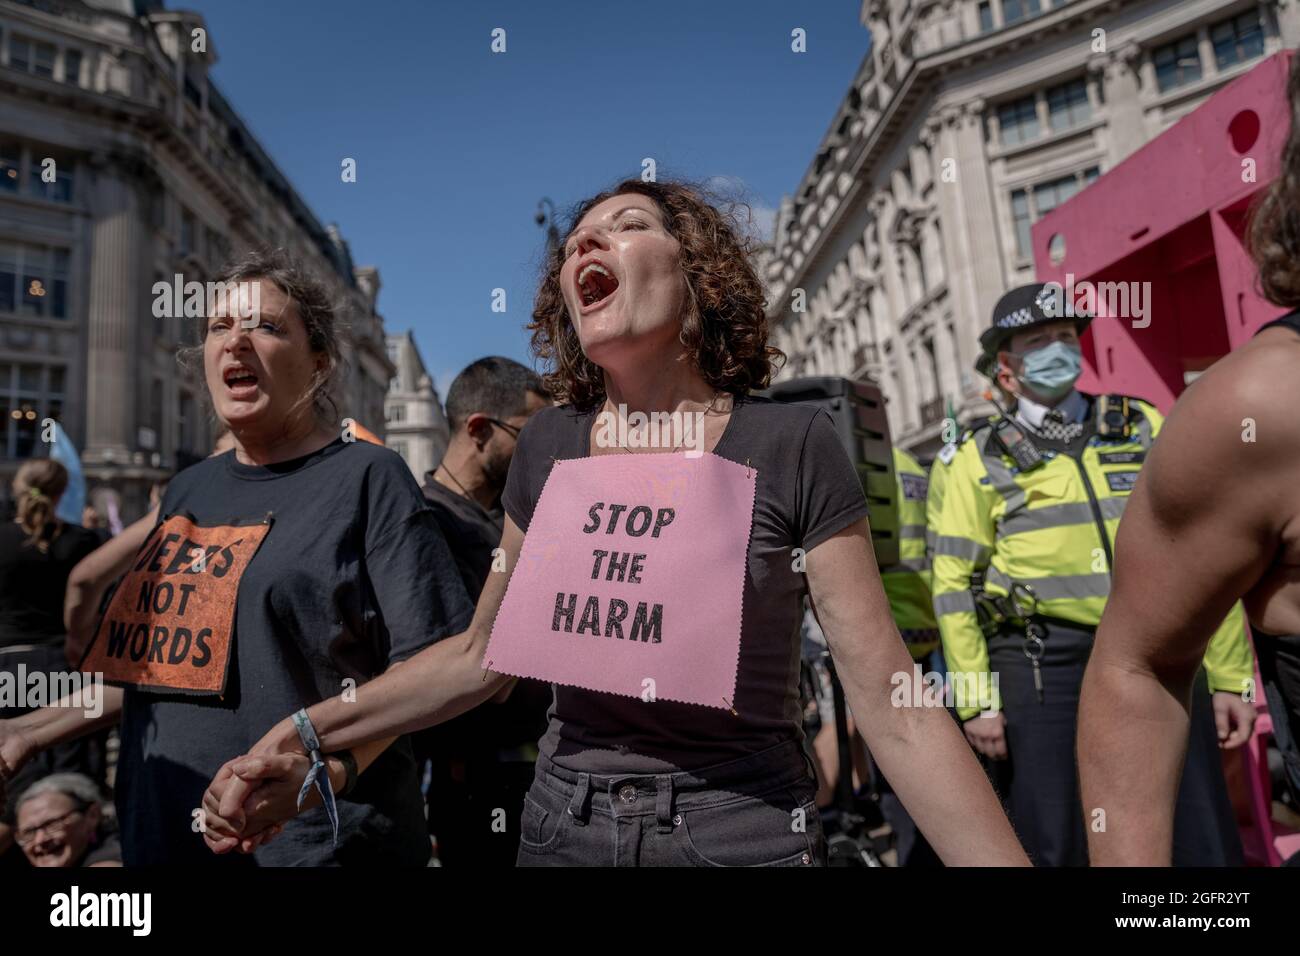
top-left (801, 852), bottom-right (811, 865)
top-left (618, 785), bottom-right (637, 804)
top-left (673, 813), bottom-right (682, 826)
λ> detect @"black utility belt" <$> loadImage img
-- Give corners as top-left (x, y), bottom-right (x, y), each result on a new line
top-left (987, 614), bottom-right (1097, 638)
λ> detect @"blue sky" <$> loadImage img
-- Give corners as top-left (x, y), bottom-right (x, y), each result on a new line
top-left (197, 0), bottom-right (869, 396)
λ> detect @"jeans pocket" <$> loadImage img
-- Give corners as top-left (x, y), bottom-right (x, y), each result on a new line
top-left (517, 785), bottom-right (569, 853)
top-left (676, 786), bottom-right (819, 867)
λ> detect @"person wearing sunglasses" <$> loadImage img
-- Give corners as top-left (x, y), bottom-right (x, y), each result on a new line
top-left (416, 356), bottom-right (550, 866)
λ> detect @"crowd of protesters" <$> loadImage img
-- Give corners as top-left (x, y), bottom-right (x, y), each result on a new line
top-left (1, 60), bottom-right (1299, 862)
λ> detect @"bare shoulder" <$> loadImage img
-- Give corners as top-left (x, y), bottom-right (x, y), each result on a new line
top-left (1144, 330), bottom-right (1300, 524)
top-left (1173, 329), bottom-right (1300, 454)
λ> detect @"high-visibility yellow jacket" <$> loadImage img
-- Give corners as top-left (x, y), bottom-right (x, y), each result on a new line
top-left (880, 447), bottom-right (938, 660)
top-left (925, 427), bottom-right (975, 566)
top-left (931, 395), bottom-right (1255, 719)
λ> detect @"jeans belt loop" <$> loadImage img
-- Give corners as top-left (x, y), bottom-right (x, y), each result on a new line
top-left (655, 775), bottom-right (675, 834)
top-left (567, 772), bottom-right (592, 826)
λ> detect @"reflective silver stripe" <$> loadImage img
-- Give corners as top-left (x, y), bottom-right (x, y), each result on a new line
top-left (933, 591), bottom-right (977, 615)
top-left (996, 485), bottom-right (1128, 536)
top-left (933, 534), bottom-right (992, 564)
top-left (978, 431), bottom-right (1026, 514)
top-left (999, 501), bottom-right (1096, 536)
top-left (985, 565), bottom-right (1013, 592)
top-left (985, 567), bottom-right (1111, 601)
top-left (1099, 496), bottom-right (1127, 520)
top-left (900, 523), bottom-right (927, 540)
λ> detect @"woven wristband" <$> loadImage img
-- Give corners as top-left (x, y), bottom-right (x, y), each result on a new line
top-left (290, 708), bottom-right (340, 845)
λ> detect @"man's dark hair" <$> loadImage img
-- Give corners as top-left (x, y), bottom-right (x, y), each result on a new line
top-left (444, 356), bottom-right (546, 431)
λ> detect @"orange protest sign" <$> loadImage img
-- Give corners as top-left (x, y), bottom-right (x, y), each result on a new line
top-left (79, 513), bottom-right (272, 696)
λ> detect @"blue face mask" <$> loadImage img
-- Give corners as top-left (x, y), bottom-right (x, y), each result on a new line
top-left (1016, 341), bottom-right (1082, 400)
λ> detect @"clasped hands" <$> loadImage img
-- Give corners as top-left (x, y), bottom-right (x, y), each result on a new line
top-left (199, 718), bottom-right (346, 854)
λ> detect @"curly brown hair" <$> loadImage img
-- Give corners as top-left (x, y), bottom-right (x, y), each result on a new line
top-left (1250, 53), bottom-right (1300, 308)
top-left (530, 179), bottom-right (783, 409)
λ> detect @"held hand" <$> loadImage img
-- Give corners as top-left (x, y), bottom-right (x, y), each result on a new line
top-left (1212, 691), bottom-right (1256, 750)
top-left (200, 755), bottom-right (301, 854)
top-left (963, 710), bottom-right (1008, 760)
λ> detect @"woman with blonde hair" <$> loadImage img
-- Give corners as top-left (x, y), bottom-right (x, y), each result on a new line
top-left (0, 459), bottom-right (103, 865)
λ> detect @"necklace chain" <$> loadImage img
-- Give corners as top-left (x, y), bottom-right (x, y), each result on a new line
top-left (610, 391), bottom-right (727, 455)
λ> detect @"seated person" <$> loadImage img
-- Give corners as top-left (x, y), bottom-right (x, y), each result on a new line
top-left (13, 773), bottom-right (121, 867)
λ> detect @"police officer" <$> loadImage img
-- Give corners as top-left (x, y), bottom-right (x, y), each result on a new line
top-left (930, 283), bottom-right (1257, 866)
top-left (876, 446), bottom-right (941, 865)
top-left (926, 352), bottom-right (1005, 570)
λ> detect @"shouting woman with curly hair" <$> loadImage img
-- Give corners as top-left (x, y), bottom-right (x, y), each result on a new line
top-left (205, 179), bottom-right (1027, 867)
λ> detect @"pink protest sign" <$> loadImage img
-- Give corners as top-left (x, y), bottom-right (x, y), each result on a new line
top-left (485, 452), bottom-right (756, 709)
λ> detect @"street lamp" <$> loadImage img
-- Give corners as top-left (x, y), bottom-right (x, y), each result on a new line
top-left (536, 197), bottom-right (560, 258)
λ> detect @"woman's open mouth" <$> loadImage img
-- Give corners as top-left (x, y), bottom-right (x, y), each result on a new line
top-left (576, 260), bottom-right (620, 313)
top-left (222, 364), bottom-right (260, 399)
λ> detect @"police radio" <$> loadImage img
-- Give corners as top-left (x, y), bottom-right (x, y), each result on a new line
top-left (985, 392), bottom-right (1044, 472)
top-left (1096, 395), bottom-right (1132, 440)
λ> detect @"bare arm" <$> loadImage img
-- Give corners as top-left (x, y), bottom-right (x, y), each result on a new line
top-left (0, 686), bottom-right (124, 813)
top-left (64, 506), bottom-right (159, 661)
top-left (1080, 338), bottom-right (1295, 864)
top-left (806, 520), bottom-right (1029, 866)
top-left (248, 517), bottom-right (524, 757)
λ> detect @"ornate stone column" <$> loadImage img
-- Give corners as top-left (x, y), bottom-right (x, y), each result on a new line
top-left (1091, 41), bottom-right (1145, 169)
top-left (83, 153), bottom-right (146, 464)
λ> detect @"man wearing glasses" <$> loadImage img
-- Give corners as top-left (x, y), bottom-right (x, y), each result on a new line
top-left (418, 356), bottom-right (549, 867)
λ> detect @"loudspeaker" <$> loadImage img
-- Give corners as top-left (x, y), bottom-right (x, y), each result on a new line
top-left (756, 376), bottom-right (899, 569)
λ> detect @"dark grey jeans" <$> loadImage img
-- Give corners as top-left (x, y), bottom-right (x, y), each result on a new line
top-left (516, 740), bottom-right (826, 867)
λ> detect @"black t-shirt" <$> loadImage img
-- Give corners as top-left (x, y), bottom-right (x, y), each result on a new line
top-left (501, 394), bottom-right (870, 774)
top-left (0, 521), bottom-right (100, 649)
top-left (422, 477), bottom-right (504, 601)
top-left (114, 438), bottom-right (474, 865)
top-left (419, 478), bottom-right (550, 761)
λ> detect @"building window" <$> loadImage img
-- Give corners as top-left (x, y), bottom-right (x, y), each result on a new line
top-left (978, 2), bottom-right (994, 33)
top-left (63, 48), bottom-right (82, 86)
top-left (998, 94), bottom-right (1040, 146)
top-left (10, 36), bottom-right (56, 78)
top-left (0, 363), bottom-right (65, 459)
top-left (28, 150), bottom-right (73, 203)
top-left (177, 390), bottom-right (196, 457)
top-left (183, 74), bottom-right (203, 109)
top-left (1010, 167), bottom-right (1100, 259)
top-left (1011, 190), bottom-right (1033, 259)
top-left (180, 209), bottom-right (196, 256)
top-left (1211, 11), bottom-right (1265, 71)
top-left (1047, 78), bottom-right (1090, 131)
top-left (386, 403), bottom-right (406, 423)
top-left (390, 439), bottom-right (408, 460)
top-left (1002, 0), bottom-right (1042, 26)
top-left (0, 141), bottom-right (18, 193)
top-left (0, 243), bottom-right (70, 319)
top-left (1154, 34), bottom-right (1202, 93)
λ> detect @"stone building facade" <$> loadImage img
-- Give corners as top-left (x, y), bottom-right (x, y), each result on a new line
top-left (0, 0), bottom-right (393, 520)
top-left (383, 331), bottom-right (448, 483)
top-left (765, 0), bottom-right (1298, 455)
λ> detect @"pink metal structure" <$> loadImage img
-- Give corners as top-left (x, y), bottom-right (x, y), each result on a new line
top-left (1033, 51), bottom-right (1299, 866)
